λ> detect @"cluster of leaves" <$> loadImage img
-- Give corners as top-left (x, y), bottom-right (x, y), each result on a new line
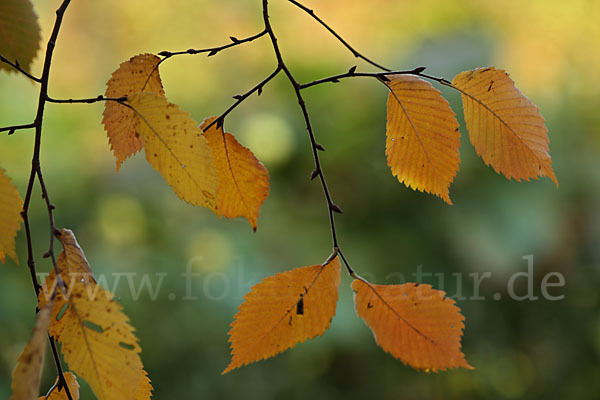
top-left (1, 0), bottom-right (556, 399)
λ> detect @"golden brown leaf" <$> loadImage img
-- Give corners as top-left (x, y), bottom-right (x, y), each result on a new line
top-left (0, 0), bottom-right (40, 74)
top-left (386, 75), bottom-right (461, 204)
top-left (224, 256), bottom-right (341, 373)
top-left (39, 372), bottom-right (80, 400)
top-left (127, 92), bottom-right (218, 211)
top-left (352, 279), bottom-right (472, 371)
top-left (10, 301), bottom-right (52, 400)
top-left (102, 54), bottom-right (164, 171)
top-left (0, 167), bottom-right (23, 264)
top-left (452, 67), bottom-right (557, 186)
top-left (201, 117), bottom-right (270, 230)
top-left (39, 231), bottom-right (152, 400)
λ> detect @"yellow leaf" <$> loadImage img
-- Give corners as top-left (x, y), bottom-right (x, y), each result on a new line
top-left (39, 231), bottom-right (152, 400)
top-left (10, 301), bottom-right (52, 400)
top-left (452, 67), bottom-right (557, 186)
top-left (386, 75), bottom-right (461, 204)
top-left (0, 0), bottom-right (40, 74)
top-left (39, 372), bottom-right (80, 400)
top-left (128, 92), bottom-right (218, 211)
top-left (102, 54), bottom-right (165, 171)
top-left (224, 256), bottom-right (341, 373)
top-left (201, 117), bottom-right (270, 230)
top-left (0, 167), bottom-right (23, 264)
top-left (352, 279), bottom-right (472, 371)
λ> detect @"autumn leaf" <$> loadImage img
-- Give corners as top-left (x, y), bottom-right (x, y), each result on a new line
top-left (352, 279), bottom-right (472, 371)
top-left (39, 372), bottom-right (80, 400)
top-left (39, 230), bottom-right (152, 400)
top-left (452, 67), bottom-right (557, 185)
top-left (201, 117), bottom-right (270, 230)
top-left (386, 75), bottom-right (461, 204)
top-left (0, 167), bottom-right (23, 264)
top-left (102, 54), bottom-right (165, 171)
top-left (0, 0), bottom-right (40, 74)
top-left (224, 256), bottom-right (341, 373)
top-left (10, 301), bottom-right (53, 400)
top-left (127, 92), bottom-right (219, 211)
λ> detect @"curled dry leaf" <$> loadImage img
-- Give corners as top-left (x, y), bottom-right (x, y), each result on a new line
top-left (39, 230), bottom-right (152, 400)
top-left (224, 256), bottom-right (341, 373)
top-left (39, 372), bottom-right (80, 400)
top-left (0, 0), bottom-right (40, 74)
top-left (201, 117), bottom-right (270, 230)
top-left (10, 301), bottom-right (53, 400)
top-left (386, 75), bottom-right (460, 204)
top-left (452, 67), bottom-right (557, 186)
top-left (0, 167), bottom-right (23, 264)
top-left (128, 92), bottom-right (219, 211)
top-left (352, 279), bottom-right (472, 371)
top-left (102, 54), bottom-right (165, 171)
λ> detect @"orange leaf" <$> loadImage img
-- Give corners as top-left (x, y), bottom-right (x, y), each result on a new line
top-left (352, 279), bottom-right (472, 371)
top-left (452, 67), bottom-right (557, 186)
top-left (0, 167), bottom-right (23, 264)
top-left (0, 0), bottom-right (40, 74)
top-left (102, 54), bottom-right (164, 171)
top-left (10, 301), bottom-right (52, 400)
top-left (39, 372), bottom-right (80, 400)
top-left (386, 75), bottom-right (460, 204)
top-left (224, 256), bottom-right (341, 373)
top-left (201, 117), bottom-right (270, 230)
top-left (127, 92), bottom-right (218, 211)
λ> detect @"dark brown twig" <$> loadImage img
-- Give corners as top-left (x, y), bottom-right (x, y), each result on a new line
top-left (46, 95), bottom-right (128, 104)
top-left (286, 0), bottom-right (391, 72)
top-left (0, 53), bottom-right (42, 82)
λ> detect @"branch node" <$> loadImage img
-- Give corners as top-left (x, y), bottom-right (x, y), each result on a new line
top-left (413, 66), bottom-right (426, 74)
top-left (310, 169), bottom-right (319, 180)
top-left (43, 251), bottom-right (51, 259)
top-left (330, 204), bottom-right (343, 214)
top-left (232, 94), bottom-right (243, 100)
top-left (208, 49), bottom-right (219, 57)
top-left (348, 65), bottom-right (357, 74)
top-left (230, 36), bottom-right (240, 43)
top-left (315, 143), bottom-right (325, 151)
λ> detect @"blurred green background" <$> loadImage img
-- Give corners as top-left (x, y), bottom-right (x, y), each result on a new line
top-left (1, 0), bottom-right (599, 399)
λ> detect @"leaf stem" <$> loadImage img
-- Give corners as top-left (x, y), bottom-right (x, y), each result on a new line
top-left (0, 53), bottom-right (42, 82)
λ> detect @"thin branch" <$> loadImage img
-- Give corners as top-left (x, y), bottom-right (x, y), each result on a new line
top-left (0, 53), bottom-right (42, 82)
top-left (46, 95), bottom-right (127, 104)
top-left (158, 29), bottom-right (268, 61)
top-left (201, 66), bottom-right (282, 132)
top-left (298, 66), bottom-right (429, 89)
top-left (18, 1), bottom-right (74, 399)
top-left (286, 0), bottom-right (391, 72)
top-left (0, 122), bottom-right (35, 135)
top-left (263, 0), bottom-right (351, 273)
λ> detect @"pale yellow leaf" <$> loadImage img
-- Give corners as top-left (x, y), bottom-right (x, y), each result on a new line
top-left (10, 301), bottom-right (52, 400)
top-left (39, 372), bottom-right (80, 400)
top-left (201, 117), bottom-right (270, 230)
top-left (352, 279), bottom-right (471, 371)
top-left (102, 54), bottom-right (165, 171)
top-left (224, 256), bottom-right (341, 373)
top-left (128, 92), bottom-right (218, 211)
top-left (386, 75), bottom-right (461, 204)
top-left (452, 67), bottom-right (557, 185)
top-left (0, 167), bottom-right (23, 263)
top-left (0, 0), bottom-right (40, 74)
top-left (39, 231), bottom-right (152, 400)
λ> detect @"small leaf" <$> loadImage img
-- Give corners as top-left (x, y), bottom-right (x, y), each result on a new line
top-left (10, 301), bottom-right (53, 400)
top-left (39, 230), bottom-right (153, 400)
top-left (386, 75), bottom-right (461, 204)
top-left (452, 67), bottom-right (557, 186)
top-left (39, 372), bottom-right (80, 400)
top-left (102, 54), bottom-right (165, 171)
top-left (0, 167), bottom-right (23, 264)
top-left (201, 117), bottom-right (270, 230)
top-left (0, 0), bottom-right (40, 74)
top-left (224, 257), bottom-right (341, 373)
top-left (128, 92), bottom-right (219, 211)
top-left (352, 279), bottom-right (472, 371)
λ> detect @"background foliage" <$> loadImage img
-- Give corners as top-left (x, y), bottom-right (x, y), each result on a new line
top-left (1, 0), bottom-right (599, 398)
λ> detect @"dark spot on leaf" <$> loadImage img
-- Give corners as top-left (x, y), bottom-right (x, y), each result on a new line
top-left (367, 302), bottom-right (373, 309)
top-left (296, 297), bottom-right (304, 315)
